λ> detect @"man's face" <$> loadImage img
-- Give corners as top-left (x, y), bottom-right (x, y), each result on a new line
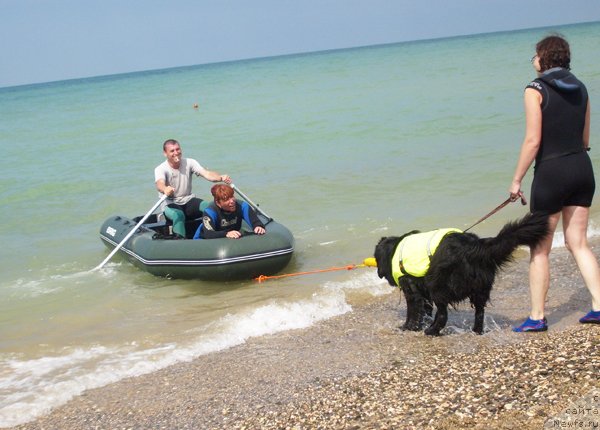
top-left (164, 143), bottom-right (182, 165)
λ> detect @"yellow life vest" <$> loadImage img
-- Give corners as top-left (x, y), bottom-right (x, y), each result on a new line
top-left (391, 228), bottom-right (462, 286)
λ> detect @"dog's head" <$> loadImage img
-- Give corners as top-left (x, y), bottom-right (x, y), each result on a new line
top-left (374, 231), bottom-right (421, 287)
top-left (374, 237), bottom-right (399, 286)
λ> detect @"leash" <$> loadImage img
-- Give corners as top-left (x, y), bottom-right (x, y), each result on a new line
top-left (464, 192), bottom-right (527, 232)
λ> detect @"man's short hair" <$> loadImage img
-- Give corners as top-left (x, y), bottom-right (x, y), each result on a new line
top-left (163, 139), bottom-right (180, 151)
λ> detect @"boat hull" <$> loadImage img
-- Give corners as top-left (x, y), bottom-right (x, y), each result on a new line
top-left (99, 215), bottom-right (294, 280)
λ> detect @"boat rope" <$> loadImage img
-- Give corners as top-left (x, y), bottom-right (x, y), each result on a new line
top-left (254, 258), bottom-right (377, 283)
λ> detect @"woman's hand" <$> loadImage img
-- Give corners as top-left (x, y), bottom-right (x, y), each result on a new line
top-left (509, 181), bottom-right (527, 204)
top-left (225, 230), bottom-right (242, 239)
top-left (509, 180), bottom-right (522, 201)
top-left (254, 226), bottom-right (266, 235)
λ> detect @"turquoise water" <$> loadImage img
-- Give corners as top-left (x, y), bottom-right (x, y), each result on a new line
top-left (1, 22), bottom-right (600, 426)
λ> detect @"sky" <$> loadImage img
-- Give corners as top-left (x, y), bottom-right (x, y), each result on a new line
top-left (1, 0), bottom-right (599, 88)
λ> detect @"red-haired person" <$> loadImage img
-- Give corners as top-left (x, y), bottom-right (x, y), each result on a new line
top-left (193, 184), bottom-right (266, 239)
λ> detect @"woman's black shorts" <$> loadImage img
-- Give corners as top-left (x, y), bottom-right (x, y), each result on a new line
top-left (531, 151), bottom-right (595, 213)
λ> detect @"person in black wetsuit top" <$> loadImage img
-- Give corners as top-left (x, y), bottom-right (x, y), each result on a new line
top-left (510, 34), bottom-right (600, 332)
top-left (193, 184), bottom-right (266, 239)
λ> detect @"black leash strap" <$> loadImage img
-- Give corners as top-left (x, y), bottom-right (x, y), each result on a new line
top-left (464, 193), bottom-right (527, 232)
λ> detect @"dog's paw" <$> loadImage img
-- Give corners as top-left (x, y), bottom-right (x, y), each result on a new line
top-left (424, 326), bottom-right (442, 336)
top-left (401, 322), bottom-right (422, 331)
top-left (472, 323), bottom-right (485, 335)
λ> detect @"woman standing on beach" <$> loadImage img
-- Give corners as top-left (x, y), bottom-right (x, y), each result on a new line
top-left (509, 34), bottom-right (600, 332)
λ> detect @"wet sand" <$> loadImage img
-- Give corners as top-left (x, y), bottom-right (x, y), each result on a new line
top-left (13, 242), bottom-right (600, 430)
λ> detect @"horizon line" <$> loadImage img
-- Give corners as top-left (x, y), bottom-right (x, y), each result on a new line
top-left (2, 19), bottom-right (598, 91)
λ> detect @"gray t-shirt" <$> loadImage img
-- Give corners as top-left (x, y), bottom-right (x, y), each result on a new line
top-left (154, 158), bottom-right (206, 206)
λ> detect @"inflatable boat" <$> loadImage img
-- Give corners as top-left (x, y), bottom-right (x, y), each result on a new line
top-left (98, 197), bottom-right (294, 281)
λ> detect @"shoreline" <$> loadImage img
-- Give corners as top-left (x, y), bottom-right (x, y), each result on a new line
top-left (12, 242), bottom-right (600, 429)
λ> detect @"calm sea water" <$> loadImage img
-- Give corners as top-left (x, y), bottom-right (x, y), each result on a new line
top-left (1, 22), bottom-right (599, 426)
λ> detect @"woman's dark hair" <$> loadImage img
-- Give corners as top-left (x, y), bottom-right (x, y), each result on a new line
top-left (536, 34), bottom-right (570, 72)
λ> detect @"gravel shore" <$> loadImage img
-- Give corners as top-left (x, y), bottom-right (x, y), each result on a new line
top-left (234, 326), bottom-right (599, 430)
top-left (13, 243), bottom-right (600, 430)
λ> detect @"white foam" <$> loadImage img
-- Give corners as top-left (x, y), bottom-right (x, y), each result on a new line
top-left (2, 262), bottom-right (121, 299)
top-left (441, 314), bottom-right (506, 335)
top-left (4, 278), bottom-right (47, 298)
top-left (585, 219), bottom-right (600, 246)
top-left (318, 240), bottom-right (337, 246)
top-left (550, 219), bottom-right (600, 249)
top-left (552, 231), bottom-right (565, 248)
top-left (322, 270), bottom-right (392, 297)
top-left (0, 274), bottom-right (388, 427)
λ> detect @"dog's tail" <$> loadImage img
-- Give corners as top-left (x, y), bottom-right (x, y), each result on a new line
top-left (480, 211), bottom-right (550, 267)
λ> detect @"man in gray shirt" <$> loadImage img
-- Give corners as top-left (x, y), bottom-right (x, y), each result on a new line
top-left (155, 139), bottom-right (231, 238)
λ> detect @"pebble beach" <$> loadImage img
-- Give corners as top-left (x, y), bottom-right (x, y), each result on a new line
top-left (12, 242), bottom-right (600, 430)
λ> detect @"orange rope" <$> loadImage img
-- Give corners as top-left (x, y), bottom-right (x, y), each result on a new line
top-left (255, 264), bottom-right (367, 283)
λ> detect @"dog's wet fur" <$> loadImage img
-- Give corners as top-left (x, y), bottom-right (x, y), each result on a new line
top-left (374, 212), bottom-right (549, 336)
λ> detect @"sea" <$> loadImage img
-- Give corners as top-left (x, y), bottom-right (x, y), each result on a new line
top-left (1, 21), bottom-right (599, 427)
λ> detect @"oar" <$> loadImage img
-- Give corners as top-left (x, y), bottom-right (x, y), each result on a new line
top-left (92, 194), bottom-right (168, 271)
top-left (231, 183), bottom-right (271, 220)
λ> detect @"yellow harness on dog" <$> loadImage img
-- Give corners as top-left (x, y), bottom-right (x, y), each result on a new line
top-left (391, 228), bottom-right (462, 286)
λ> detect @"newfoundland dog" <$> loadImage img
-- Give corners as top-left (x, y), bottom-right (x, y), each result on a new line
top-left (373, 212), bottom-right (548, 336)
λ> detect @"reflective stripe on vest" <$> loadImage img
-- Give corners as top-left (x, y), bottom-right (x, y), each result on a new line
top-left (391, 228), bottom-right (462, 286)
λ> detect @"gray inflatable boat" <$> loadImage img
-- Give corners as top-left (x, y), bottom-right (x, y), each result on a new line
top-left (99, 201), bottom-right (294, 281)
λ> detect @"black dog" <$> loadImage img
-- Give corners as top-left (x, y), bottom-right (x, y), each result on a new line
top-left (374, 212), bottom-right (548, 336)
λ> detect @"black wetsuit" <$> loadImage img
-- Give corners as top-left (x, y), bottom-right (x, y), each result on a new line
top-left (527, 68), bottom-right (595, 213)
top-left (193, 200), bottom-right (264, 239)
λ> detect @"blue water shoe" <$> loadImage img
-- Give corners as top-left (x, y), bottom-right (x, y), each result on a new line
top-left (579, 310), bottom-right (600, 324)
top-left (512, 317), bottom-right (548, 332)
